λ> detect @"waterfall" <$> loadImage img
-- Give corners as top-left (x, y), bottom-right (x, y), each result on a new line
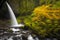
top-left (6, 2), bottom-right (18, 25)
top-left (10, 28), bottom-right (20, 33)
top-left (6, 2), bottom-right (24, 27)
top-left (6, 2), bottom-right (39, 40)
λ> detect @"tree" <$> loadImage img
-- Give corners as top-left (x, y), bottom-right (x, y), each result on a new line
top-left (24, 4), bottom-right (60, 38)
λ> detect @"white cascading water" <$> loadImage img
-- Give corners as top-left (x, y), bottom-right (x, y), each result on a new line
top-left (35, 37), bottom-right (39, 40)
top-left (28, 35), bottom-right (34, 40)
top-left (6, 2), bottom-right (39, 40)
top-left (8, 36), bottom-right (13, 40)
top-left (6, 2), bottom-right (24, 27)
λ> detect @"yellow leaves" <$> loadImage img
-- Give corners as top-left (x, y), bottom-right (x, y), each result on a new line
top-left (47, 9), bottom-right (60, 13)
top-left (43, 13), bottom-right (53, 19)
top-left (41, 21), bottom-right (46, 25)
top-left (32, 17), bottom-right (38, 21)
top-left (32, 17), bottom-right (40, 21)
top-left (33, 4), bottom-right (60, 20)
top-left (33, 4), bottom-right (51, 14)
top-left (52, 14), bottom-right (60, 19)
top-left (33, 4), bottom-right (53, 19)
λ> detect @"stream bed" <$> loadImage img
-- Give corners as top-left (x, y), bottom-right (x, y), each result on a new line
top-left (0, 30), bottom-right (58, 40)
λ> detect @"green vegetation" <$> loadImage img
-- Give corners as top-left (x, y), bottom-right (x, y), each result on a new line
top-left (22, 0), bottom-right (60, 38)
top-left (0, 0), bottom-right (60, 38)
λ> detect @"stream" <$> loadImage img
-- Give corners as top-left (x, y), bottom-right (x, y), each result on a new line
top-left (0, 2), bottom-right (58, 40)
top-left (0, 29), bottom-right (58, 40)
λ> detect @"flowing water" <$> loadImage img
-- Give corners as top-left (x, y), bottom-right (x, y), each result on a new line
top-left (34, 37), bottom-right (39, 40)
top-left (28, 35), bottom-right (34, 40)
top-left (6, 2), bottom-right (24, 27)
top-left (1, 2), bottom-right (57, 40)
top-left (8, 36), bottom-right (13, 40)
top-left (6, 2), bottom-right (38, 40)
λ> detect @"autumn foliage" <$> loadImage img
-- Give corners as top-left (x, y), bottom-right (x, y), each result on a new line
top-left (33, 4), bottom-right (60, 20)
top-left (24, 4), bottom-right (60, 37)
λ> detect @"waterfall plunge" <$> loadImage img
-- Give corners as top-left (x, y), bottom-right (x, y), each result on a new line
top-left (6, 2), bottom-right (24, 27)
top-left (6, 2), bottom-right (39, 40)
